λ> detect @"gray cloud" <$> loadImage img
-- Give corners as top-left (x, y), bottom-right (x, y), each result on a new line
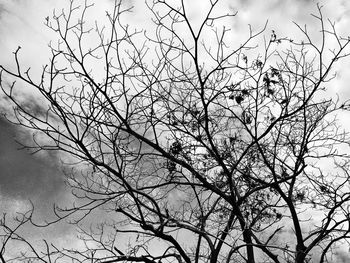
top-left (335, 249), bottom-right (350, 263)
top-left (0, 116), bottom-right (65, 201)
top-left (0, 4), bottom-right (3, 18)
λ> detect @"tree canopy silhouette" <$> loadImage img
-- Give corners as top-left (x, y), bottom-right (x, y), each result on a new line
top-left (1, 1), bottom-right (350, 262)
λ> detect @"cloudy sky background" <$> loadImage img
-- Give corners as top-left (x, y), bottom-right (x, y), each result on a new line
top-left (1, 0), bottom-right (350, 259)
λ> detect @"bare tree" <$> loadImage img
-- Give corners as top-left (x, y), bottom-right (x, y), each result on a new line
top-left (1, 0), bottom-right (350, 262)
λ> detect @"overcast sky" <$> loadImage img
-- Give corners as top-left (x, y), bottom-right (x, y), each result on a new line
top-left (1, 0), bottom-right (350, 260)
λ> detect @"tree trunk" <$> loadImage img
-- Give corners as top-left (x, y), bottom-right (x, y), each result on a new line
top-left (243, 229), bottom-right (255, 263)
top-left (295, 243), bottom-right (306, 263)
